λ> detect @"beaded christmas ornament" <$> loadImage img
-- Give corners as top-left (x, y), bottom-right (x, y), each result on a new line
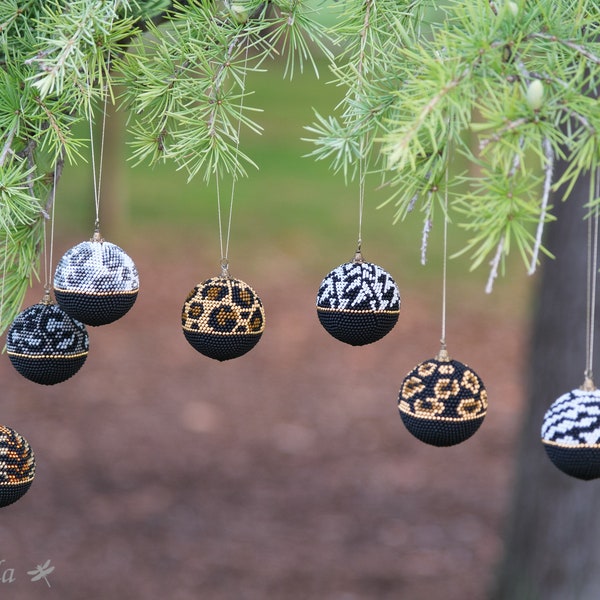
top-left (540, 171), bottom-right (600, 479)
top-left (182, 274), bottom-right (265, 361)
top-left (0, 424), bottom-right (36, 508)
top-left (397, 165), bottom-right (487, 446)
top-left (541, 382), bottom-right (600, 480)
top-left (398, 346), bottom-right (488, 446)
top-left (6, 295), bottom-right (89, 385)
top-left (53, 232), bottom-right (139, 326)
top-left (316, 250), bottom-right (400, 346)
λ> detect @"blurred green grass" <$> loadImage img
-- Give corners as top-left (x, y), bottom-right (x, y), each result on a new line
top-left (55, 56), bottom-right (531, 309)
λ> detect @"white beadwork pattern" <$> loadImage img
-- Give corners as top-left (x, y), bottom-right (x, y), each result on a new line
top-left (316, 261), bottom-right (400, 312)
top-left (54, 240), bottom-right (139, 294)
top-left (541, 388), bottom-right (600, 446)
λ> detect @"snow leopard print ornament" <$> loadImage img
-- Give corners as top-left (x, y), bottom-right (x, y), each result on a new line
top-left (0, 424), bottom-right (36, 508)
top-left (316, 253), bottom-right (400, 346)
top-left (6, 297), bottom-right (89, 385)
top-left (182, 276), bottom-right (265, 361)
top-left (541, 383), bottom-right (600, 480)
top-left (398, 349), bottom-right (488, 446)
top-left (54, 232), bottom-right (139, 326)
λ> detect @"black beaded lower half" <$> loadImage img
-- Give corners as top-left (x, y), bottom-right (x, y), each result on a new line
top-left (542, 443), bottom-right (600, 481)
top-left (399, 412), bottom-right (485, 447)
top-left (54, 289), bottom-right (138, 326)
top-left (183, 330), bottom-right (263, 361)
top-left (0, 481), bottom-right (33, 508)
top-left (317, 309), bottom-right (399, 346)
top-left (7, 354), bottom-right (88, 385)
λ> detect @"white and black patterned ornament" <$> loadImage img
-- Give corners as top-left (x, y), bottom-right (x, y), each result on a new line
top-left (53, 232), bottom-right (139, 326)
top-left (182, 275), bottom-right (265, 361)
top-left (6, 296), bottom-right (89, 385)
top-left (316, 252), bottom-right (400, 346)
top-left (398, 348), bottom-right (488, 446)
top-left (541, 382), bottom-right (600, 480)
top-left (0, 424), bottom-right (36, 507)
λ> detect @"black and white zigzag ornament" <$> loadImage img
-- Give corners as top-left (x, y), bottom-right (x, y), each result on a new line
top-left (398, 346), bottom-right (488, 447)
top-left (541, 380), bottom-right (600, 481)
top-left (0, 424), bottom-right (36, 507)
top-left (6, 294), bottom-right (89, 385)
top-left (54, 231), bottom-right (139, 326)
top-left (316, 250), bottom-right (400, 346)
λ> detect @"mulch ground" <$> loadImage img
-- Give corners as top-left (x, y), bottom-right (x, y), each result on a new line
top-left (0, 238), bottom-right (527, 599)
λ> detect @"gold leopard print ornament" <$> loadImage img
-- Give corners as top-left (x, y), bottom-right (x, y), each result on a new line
top-left (181, 276), bottom-right (265, 361)
top-left (398, 348), bottom-right (488, 446)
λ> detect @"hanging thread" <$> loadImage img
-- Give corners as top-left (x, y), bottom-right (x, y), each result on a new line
top-left (42, 160), bottom-right (59, 302)
top-left (438, 165), bottom-right (450, 361)
top-left (217, 41), bottom-right (250, 278)
top-left (87, 51), bottom-right (111, 234)
top-left (584, 168), bottom-right (600, 388)
top-left (355, 138), bottom-right (366, 260)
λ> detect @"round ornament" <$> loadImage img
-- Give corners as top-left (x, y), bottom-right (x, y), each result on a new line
top-left (53, 233), bottom-right (139, 326)
top-left (0, 424), bottom-right (36, 508)
top-left (541, 385), bottom-right (600, 480)
top-left (181, 276), bottom-right (265, 361)
top-left (316, 254), bottom-right (400, 346)
top-left (398, 350), bottom-right (488, 446)
top-left (6, 299), bottom-right (89, 385)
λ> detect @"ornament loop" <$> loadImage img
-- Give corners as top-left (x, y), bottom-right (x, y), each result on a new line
top-left (91, 229), bottom-right (104, 243)
top-left (581, 374), bottom-right (596, 392)
top-left (353, 246), bottom-right (364, 264)
top-left (220, 259), bottom-right (230, 279)
top-left (41, 290), bottom-right (53, 306)
top-left (436, 342), bottom-right (450, 362)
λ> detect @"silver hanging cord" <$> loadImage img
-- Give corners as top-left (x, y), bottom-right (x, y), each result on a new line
top-left (217, 40), bottom-right (250, 278)
top-left (437, 165), bottom-right (450, 362)
top-left (42, 159), bottom-right (59, 302)
top-left (584, 168), bottom-right (600, 389)
top-left (87, 48), bottom-right (111, 235)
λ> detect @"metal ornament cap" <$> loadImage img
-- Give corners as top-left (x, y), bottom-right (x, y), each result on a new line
top-left (53, 236), bottom-right (139, 326)
top-left (316, 259), bottom-right (400, 346)
top-left (181, 276), bottom-right (265, 361)
top-left (0, 424), bottom-right (36, 508)
top-left (541, 386), bottom-right (600, 480)
top-left (398, 355), bottom-right (488, 447)
top-left (6, 301), bottom-right (89, 385)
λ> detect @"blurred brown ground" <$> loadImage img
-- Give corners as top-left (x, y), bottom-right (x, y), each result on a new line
top-left (0, 236), bottom-right (527, 599)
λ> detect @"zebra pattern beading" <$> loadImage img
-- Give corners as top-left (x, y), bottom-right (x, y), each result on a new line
top-left (316, 261), bottom-right (400, 312)
top-left (541, 388), bottom-right (600, 446)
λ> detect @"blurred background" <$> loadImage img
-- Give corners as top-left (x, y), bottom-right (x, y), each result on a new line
top-left (0, 56), bottom-right (533, 599)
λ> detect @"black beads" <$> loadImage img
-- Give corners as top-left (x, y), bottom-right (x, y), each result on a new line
top-left (541, 388), bottom-right (600, 481)
top-left (0, 424), bottom-right (36, 508)
top-left (398, 356), bottom-right (487, 447)
top-left (6, 301), bottom-right (89, 385)
top-left (316, 259), bottom-right (400, 346)
top-left (182, 277), bottom-right (265, 361)
top-left (54, 237), bottom-right (139, 326)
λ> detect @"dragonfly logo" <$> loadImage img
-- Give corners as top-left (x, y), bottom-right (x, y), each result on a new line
top-left (0, 559), bottom-right (55, 587)
top-left (28, 560), bottom-right (55, 587)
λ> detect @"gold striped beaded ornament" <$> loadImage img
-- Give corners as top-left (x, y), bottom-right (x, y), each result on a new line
top-left (398, 344), bottom-right (488, 447)
top-left (182, 263), bottom-right (265, 362)
top-left (6, 292), bottom-right (89, 385)
top-left (181, 41), bottom-right (265, 362)
top-left (397, 168), bottom-right (488, 446)
top-left (0, 424), bottom-right (36, 508)
top-left (6, 161), bottom-right (89, 386)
